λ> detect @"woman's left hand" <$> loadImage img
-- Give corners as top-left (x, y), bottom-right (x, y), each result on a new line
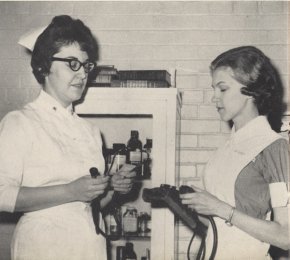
top-left (110, 165), bottom-right (136, 194)
top-left (180, 185), bottom-right (230, 217)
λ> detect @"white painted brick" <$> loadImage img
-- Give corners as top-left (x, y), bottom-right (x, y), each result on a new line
top-left (101, 45), bottom-right (154, 61)
top-left (198, 74), bottom-right (212, 89)
top-left (176, 75), bottom-right (198, 89)
top-left (220, 30), bottom-right (268, 44)
top-left (20, 15), bottom-right (53, 30)
top-left (94, 1), bottom-right (162, 15)
top-left (0, 15), bottom-right (22, 29)
top-left (197, 45), bottom-right (227, 60)
top-left (176, 60), bottom-right (212, 74)
top-left (208, 2), bottom-right (233, 14)
top-left (267, 30), bottom-right (288, 44)
top-left (0, 88), bottom-right (7, 100)
top-left (180, 134), bottom-right (198, 148)
top-left (180, 149), bottom-right (214, 164)
top-left (0, 59), bottom-right (28, 73)
top-left (180, 165), bottom-right (197, 178)
top-left (6, 88), bottom-right (29, 105)
top-left (85, 15), bottom-right (154, 30)
top-left (259, 1), bottom-right (288, 14)
top-left (3, 1), bottom-right (30, 14)
top-left (199, 134), bottom-right (229, 148)
top-left (0, 73), bottom-right (19, 88)
top-left (51, 2), bottom-right (74, 15)
top-left (199, 105), bottom-right (219, 119)
top-left (72, 2), bottom-right (97, 16)
top-left (160, 1), bottom-right (209, 14)
top-left (181, 105), bottom-right (198, 119)
top-left (233, 1), bottom-right (258, 14)
top-left (181, 1), bottom-right (210, 14)
top-left (257, 15), bottom-right (288, 30)
top-left (0, 45), bottom-right (19, 59)
top-left (153, 45), bottom-right (198, 61)
top-left (258, 45), bottom-right (287, 60)
top-left (0, 29), bottom-right (21, 45)
top-left (181, 90), bottom-right (203, 103)
top-left (29, 2), bottom-right (54, 15)
top-left (181, 119), bottom-right (220, 133)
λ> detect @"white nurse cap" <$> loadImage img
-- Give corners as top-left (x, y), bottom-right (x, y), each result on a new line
top-left (18, 26), bottom-right (47, 51)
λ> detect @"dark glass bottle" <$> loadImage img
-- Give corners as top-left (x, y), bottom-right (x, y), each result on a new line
top-left (126, 130), bottom-right (142, 177)
top-left (143, 139), bottom-right (152, 179)
top-left (123, 242), bottom-right (137, 260)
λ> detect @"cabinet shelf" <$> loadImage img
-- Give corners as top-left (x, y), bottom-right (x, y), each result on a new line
top-left (75, 87), bottom-right (181, 260)
top-left (108, 233), bottom-right (151, 241)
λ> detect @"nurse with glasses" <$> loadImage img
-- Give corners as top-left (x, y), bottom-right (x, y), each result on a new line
top-left (0, 15), bottom-right (135, 260)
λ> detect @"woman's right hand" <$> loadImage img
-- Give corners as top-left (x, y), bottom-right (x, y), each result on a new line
top-left (66, 175), bottom-right (109, 202)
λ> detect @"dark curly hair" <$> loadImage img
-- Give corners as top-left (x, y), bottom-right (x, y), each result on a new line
top-left (210, 46), bottom-right (285, 132)
top-left (31, 15), bottom-right (99, 85)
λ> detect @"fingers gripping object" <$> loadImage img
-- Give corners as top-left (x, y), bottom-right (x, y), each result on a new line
top-left (89, 167), bottom-right (102, 235)
top-left (142, 184), bottom-right (217, 260)
top-left (89, 167), bottom-right (122, 241)
top-left (142, 184), bottom-right (206, 236)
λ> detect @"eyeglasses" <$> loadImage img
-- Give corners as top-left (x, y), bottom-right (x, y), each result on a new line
top-left (51, 57), bottom-right (96, 73)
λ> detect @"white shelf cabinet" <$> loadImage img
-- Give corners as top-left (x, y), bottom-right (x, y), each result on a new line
top-left (75, 87), bottom-right (182, 260)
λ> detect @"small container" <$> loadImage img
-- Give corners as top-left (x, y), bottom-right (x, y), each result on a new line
top-left (123, 242), bottom-right (137, 260)
top-left (108, 143), bottom-right (126, 174)
top-left (116, 246), bottom-right (125, 260)
top-left (126, 130), bottom-right (143, 177)
top-left (122, 206), bottom-right (138, 234)
top-left (138, 212), bottom-right (150, 233)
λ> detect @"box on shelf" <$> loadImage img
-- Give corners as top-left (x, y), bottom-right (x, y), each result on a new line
top-left (89, 68), bottom-right (171, 88)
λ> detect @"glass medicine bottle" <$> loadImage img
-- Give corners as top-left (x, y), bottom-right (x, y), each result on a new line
top-left (126, 130), bottom-right (142, 177)
top-left (123, 242), bottom-right (137, 260)
top-left (122, 205), bottom-right (138, 234)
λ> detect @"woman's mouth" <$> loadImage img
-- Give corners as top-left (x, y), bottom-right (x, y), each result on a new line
top-left (71, 83), bottom-right (84, 89)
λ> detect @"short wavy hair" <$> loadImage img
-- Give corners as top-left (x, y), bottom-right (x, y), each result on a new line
top-left (31, 15), bottom-right (99, 85)
top-left (210, 46), bottom-right (285, 132)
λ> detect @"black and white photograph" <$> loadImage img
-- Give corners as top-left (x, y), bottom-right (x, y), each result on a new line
top-left (0, 1), bottom-right (289, 260)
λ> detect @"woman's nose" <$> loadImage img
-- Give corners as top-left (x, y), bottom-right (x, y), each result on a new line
top-left (211, 89), bottom-right (219, 103)
top-left (76, 66), bottom-right (87, 79)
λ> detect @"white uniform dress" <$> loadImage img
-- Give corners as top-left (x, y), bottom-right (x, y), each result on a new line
top-left (204, 116), bottom-right (288, 260)
top-left (0, 90), bottom-right (107, 260)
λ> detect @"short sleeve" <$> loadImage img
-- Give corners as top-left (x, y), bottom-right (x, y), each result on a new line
top-left (0, 112), bottom-right (30, 212)
top-left (262, 138), bottom-right (289, 207)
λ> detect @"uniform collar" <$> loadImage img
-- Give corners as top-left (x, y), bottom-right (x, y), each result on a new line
top-left (34, 90), bottom-right (74, 117)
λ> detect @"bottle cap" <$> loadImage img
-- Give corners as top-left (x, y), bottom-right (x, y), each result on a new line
top-left (113, 143), bottom-right (126, 152)
top-left (131, 130), bottom-right (139, 138)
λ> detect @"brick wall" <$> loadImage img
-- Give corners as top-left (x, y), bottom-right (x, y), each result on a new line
top-left (0, 1), bottom-right (288, 259)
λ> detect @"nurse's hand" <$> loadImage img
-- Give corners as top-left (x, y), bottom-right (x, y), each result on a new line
top-left (67, 175), bottom-right (110, 202)
top-left (180, 185), bottom-right (230, 218)
top-left (110, 164), bottom-right (136, 194)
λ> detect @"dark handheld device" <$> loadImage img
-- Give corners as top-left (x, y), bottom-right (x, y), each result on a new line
top-left (90, 167), bottom-right (100, 178)
top-left (89, 167), bottom-right (102, 235)
top-left (90, 167), bottom-right (122, 241)
top-left (143, 184), bottom-right (206, 236)
top-left (142, 184), bottom-right (217, 260)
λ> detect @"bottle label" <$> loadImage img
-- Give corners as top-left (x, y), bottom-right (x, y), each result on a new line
top-left (123, 216), bottom-right (138, 232)
top-left (109, 154), bottom-right (126, 173)
top-left (129, 151), bottom-right (141, 162)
